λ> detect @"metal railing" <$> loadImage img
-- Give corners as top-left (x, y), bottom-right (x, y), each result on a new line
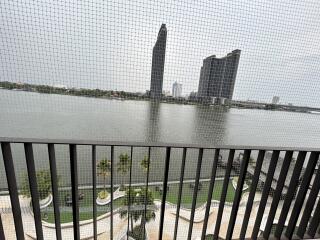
top-left (0, 137), bottom-right (320, 239)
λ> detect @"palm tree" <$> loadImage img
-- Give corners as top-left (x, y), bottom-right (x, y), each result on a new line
top-left (140, 155), bottom-right (149, 172)
top-left (97, 158), bottom-right (111, 198)
top-left (117, 153), bottom-right (131, 190)
top-left (119, 154), bottom-right (156, 239)
top-left (119, 188), bottom-right (156, 238)
top-left (117, 153), bottom-right (131, 174)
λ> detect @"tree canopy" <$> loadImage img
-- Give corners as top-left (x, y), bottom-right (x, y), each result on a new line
top-left (97, 158), bottom-right (111, 194)
top-left (21, 169), bottom-right (54, 200)
top-left (117, 153), bottom-right (131, 174)
top-left (119, 188), bottom-right (156, 224)
top-left (140, 156), bottom-right (150, 173)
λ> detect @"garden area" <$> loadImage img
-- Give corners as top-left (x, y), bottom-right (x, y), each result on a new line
top-left (40, 180), bottom-right (237, 224)
top-left (20, 153), bottom-right (249, 225)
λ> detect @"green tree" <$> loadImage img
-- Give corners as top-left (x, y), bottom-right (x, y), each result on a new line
top-left (117, 153), bottom-right (131, 174)
top-left (117, 153), bottom-right (131, 191)
top-left (21, 169), bottom-right (54, 200)
top-left (97, 158), bottom-right (111, 198)
top-left (140, 156), bottom-right (149, 172)
top-left (120, 154), bottom-right (154, 239)
top-left (119, 188), bottom-right (156, 238)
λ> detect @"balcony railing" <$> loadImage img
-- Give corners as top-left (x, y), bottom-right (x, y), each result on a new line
top-left (1, 137), bottom-right (320, 239)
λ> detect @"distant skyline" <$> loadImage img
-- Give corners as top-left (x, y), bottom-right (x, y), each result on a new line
top-left (1, 1), bottom-right (320, 107)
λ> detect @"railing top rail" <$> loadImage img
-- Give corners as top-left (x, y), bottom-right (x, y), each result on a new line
top-left (0, 137), bottom-right (319, 152)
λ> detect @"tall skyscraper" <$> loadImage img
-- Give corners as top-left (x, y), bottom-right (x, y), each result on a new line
top-left (197, 49), bottom-right (241, 102)
top-left (172, 81), bottom-right (182, 98)
top-left (150, 24), bottom-right (167, 99)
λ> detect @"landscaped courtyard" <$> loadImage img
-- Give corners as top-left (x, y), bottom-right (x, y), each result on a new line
top-left (41, 179), bottom-right (240, 224)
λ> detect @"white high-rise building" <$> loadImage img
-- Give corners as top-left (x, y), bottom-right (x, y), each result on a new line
top-left (172, 81), bottom-right (182, 98)
top-left (272, 96), bottom-right (280, 104)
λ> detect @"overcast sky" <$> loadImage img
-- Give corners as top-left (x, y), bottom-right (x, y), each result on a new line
top-left (1, 0), bottom-right (320, 107)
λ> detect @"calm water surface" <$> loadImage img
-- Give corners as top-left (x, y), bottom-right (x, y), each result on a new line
top-left (0, 89), bottom-right (319, 188)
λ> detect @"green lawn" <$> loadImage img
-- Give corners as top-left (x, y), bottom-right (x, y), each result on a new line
top-left (41, 187), bottom-right (121, 224)
top-left (42, 204), bottom-right (127, 224)
top-left (150, 180), bottom-right (236, 208)
top-left (41, 180), bottom-right (241, 224)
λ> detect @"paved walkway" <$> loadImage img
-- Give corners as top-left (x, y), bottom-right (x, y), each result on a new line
top-left (1, 193), bottom-right (300, 240)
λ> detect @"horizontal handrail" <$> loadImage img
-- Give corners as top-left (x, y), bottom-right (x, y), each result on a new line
top-left (0, 137), bottom-right (319, 152)
top-left (1, 139), bottom-right (320, 239)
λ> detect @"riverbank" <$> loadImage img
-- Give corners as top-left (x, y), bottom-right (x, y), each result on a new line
top-left (0, 81), bottom-right (190, 104)
top-left (2, 81), bottom-right (318, 113)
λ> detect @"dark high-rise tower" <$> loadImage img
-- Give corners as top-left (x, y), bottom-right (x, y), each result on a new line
top-left (197, 49), bottom-right (241, 102)
top-left (150, 24), bottom-right (167, 99)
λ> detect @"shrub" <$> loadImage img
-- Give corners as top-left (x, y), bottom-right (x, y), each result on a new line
top-left (98, 190), bottom-right (109, 199)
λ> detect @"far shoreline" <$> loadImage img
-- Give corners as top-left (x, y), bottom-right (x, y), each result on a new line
top-left (0, 81), bottom-right (318, 114)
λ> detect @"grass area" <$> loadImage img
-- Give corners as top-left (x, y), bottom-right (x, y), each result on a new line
top-left (41, 198), bottom-right (124, 223)
top-left (43, 212), bottom-right (94, 224)
top-left (41, 187), bottom-right (121, 224)
top-left (150, 180), bottom-right (236, 208)
top-left (41, 179), bottom-right (243, 223)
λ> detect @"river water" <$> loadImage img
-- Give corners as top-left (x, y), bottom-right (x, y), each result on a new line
top-left (1, 89), bottom-right (320, 188)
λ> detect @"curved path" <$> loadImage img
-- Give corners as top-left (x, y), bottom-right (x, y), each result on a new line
top-left (1, 192), bottom-right (296, 240)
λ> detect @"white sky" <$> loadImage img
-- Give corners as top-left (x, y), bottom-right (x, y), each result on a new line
top-left (1, 0), bottom-right (320, 107)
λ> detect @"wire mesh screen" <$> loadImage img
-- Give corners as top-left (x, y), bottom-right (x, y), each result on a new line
top-left (1, 1), bottom-right (320, 240)
top-left (1, 0), bottom-right (320, 146)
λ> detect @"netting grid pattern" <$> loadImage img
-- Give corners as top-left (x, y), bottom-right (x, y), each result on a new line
top-left (1, 1), bottom-right (320, 239)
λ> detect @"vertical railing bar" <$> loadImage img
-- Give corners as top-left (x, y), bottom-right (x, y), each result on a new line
top-left (0, 214), bottom-right (5, 240)
top-left (92, 145), bottom-right (97, 240)
top-left (24, 143), bottom-right (44, 240)
top-left (127, 146), bottom-right (133, 239)
top-left (1, 142), bottom-right (25, 240)
top-left (240, 150), bottom-right (265, 239)
top-left (274, 151), bottom-right (306, 238)
top-left (296, 157), bottom-right (320, 238)
top-left (201, 148), bottom-right (221, 240)
top-left (142, 147), bottom-right (151, 240)
top-left (214, 149), bottom-right (235, 239)
top-left (226, 149), bottom-right (251, 240)
top-left (48, 143), bottom-right (62, 240)
top-left (251, 150), bottom-right (279, 239)
top-left (110, 146), bottom-right (114, 240)
top-left (307, 193), bottom-right (320, 237)
top-left (70, 144), bottom-right (80, 240)
top-left (187, 148), bottom-right (203, 240)
top-left (263, 151), bottom-right (293, 239)
top-left (173, 147), bottom-right (187, 240)
top-left (158, 147), bottom-right (171, 240)
top-left (285, 152), bottom-right (319, 239)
